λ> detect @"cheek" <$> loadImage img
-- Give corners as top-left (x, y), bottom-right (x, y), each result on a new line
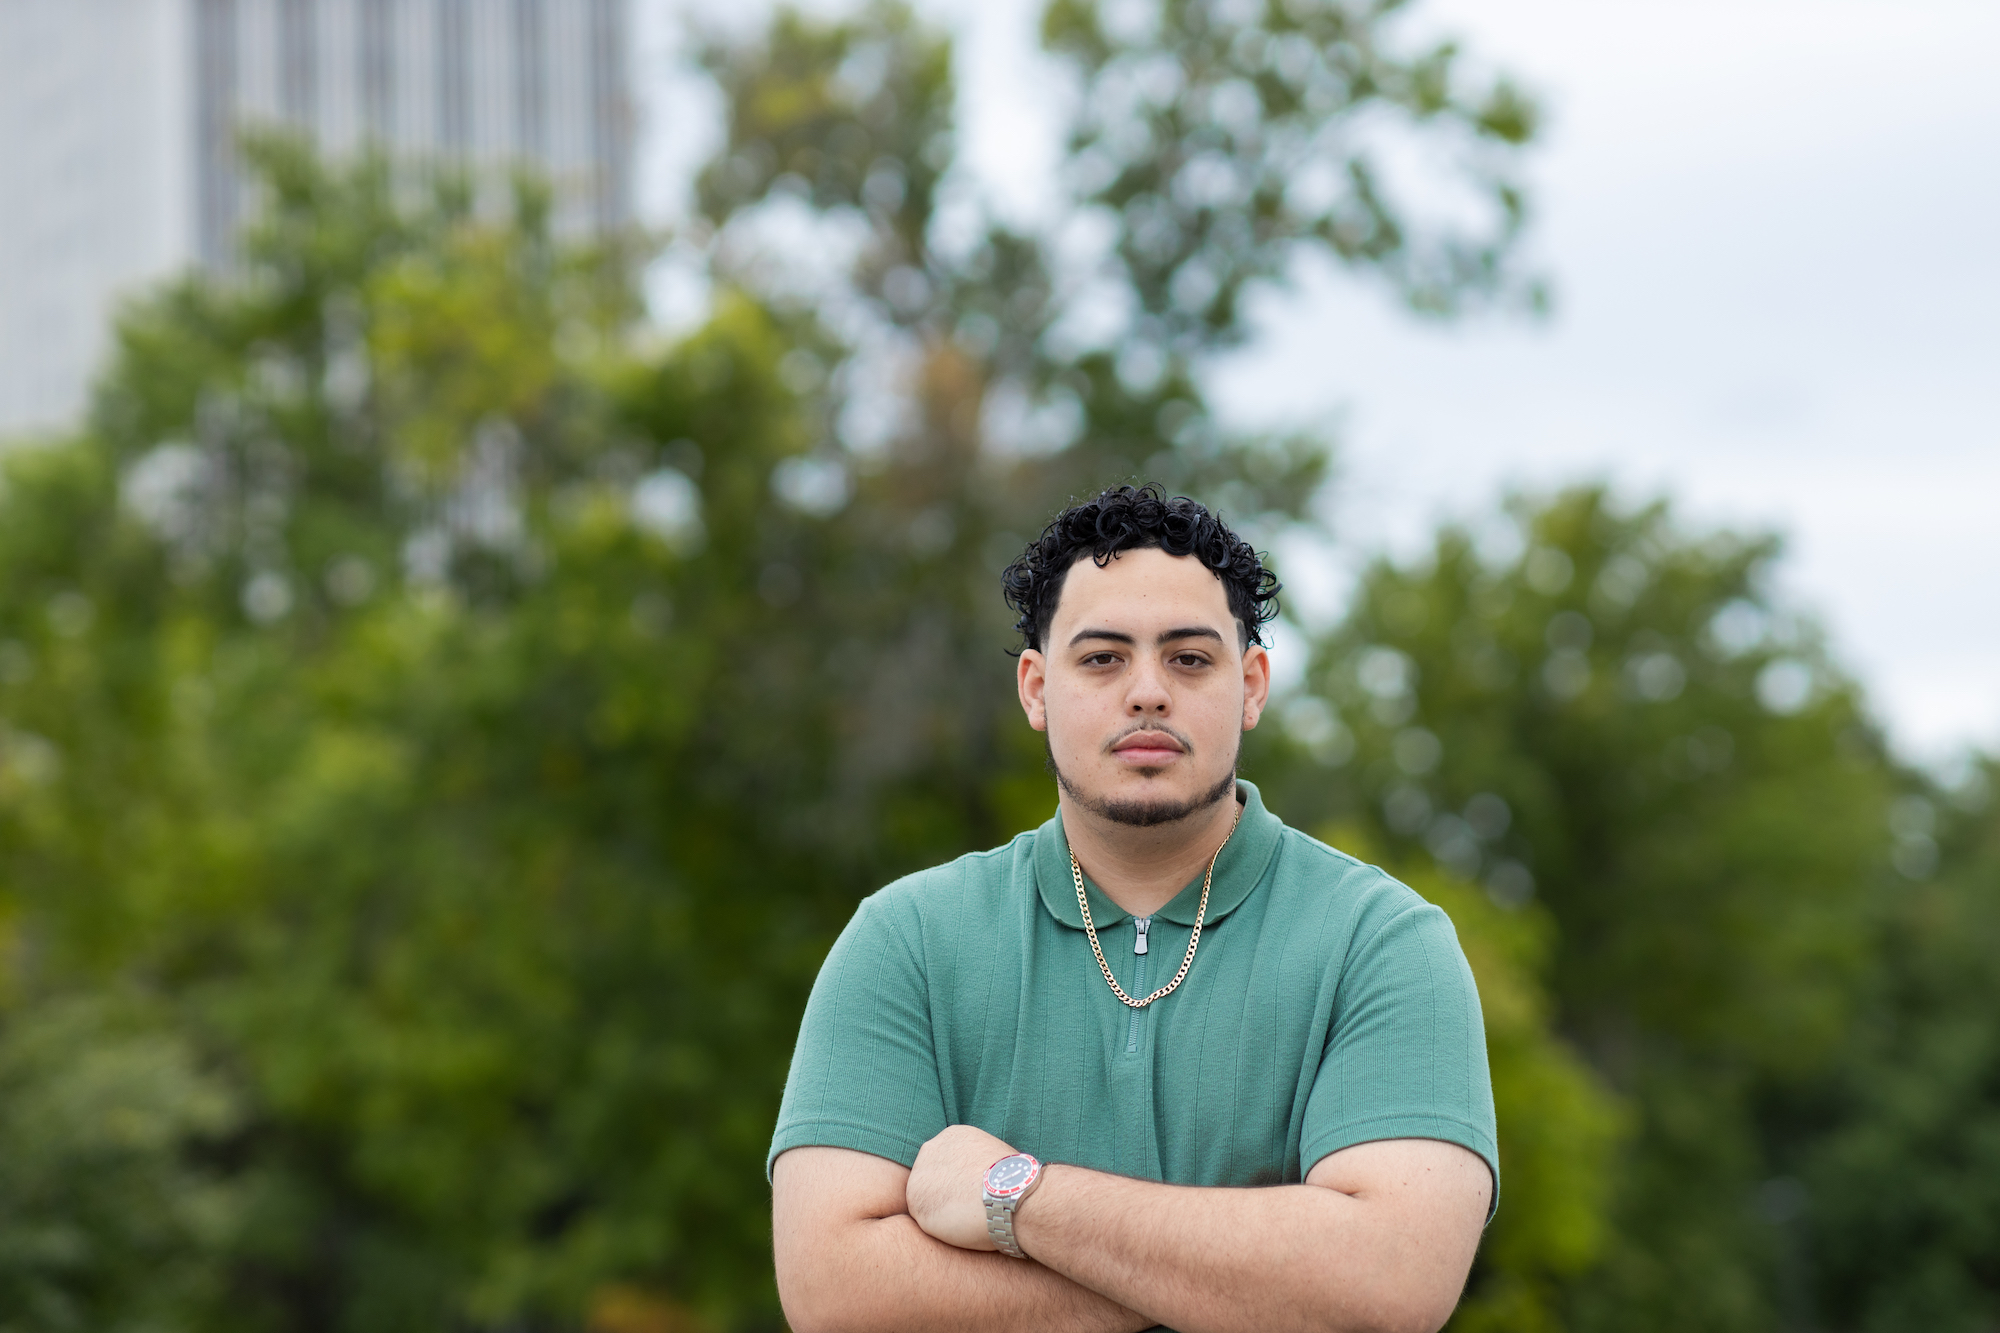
top-left (1193, 687), bottom-right (1250, 732)
top-left (1043, 684), bottom-right (1111, 741)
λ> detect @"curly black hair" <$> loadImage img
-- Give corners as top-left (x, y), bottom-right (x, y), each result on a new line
top-left (1001, 484), bottom-right (1281, 653)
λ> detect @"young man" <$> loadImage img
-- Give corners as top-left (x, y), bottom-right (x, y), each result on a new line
top-left (769, 486), bottom-right (1497, 1333)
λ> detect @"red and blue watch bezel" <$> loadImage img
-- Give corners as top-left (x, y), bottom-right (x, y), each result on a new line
top-left (985, 1152), bottom-right (1042, 1198)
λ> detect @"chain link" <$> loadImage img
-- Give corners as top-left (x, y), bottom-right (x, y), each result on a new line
top-left (1070, 805), bottom-right (1240, 1010)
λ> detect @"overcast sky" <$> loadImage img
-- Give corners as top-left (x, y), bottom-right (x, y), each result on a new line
top-left (641, 0), bottom-right (2000, 766)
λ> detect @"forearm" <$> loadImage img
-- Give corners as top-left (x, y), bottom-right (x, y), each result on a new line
top-left (898, 1127), bottom-right (1484, 1332)
top-left (779, 1208), bottom-right (1150, 1333)
top-left (1011, 1167), bottom-right (1447, 1333)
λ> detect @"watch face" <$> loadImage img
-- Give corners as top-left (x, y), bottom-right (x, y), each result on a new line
top-left (986, 1153), bottom-right (1040, 1197)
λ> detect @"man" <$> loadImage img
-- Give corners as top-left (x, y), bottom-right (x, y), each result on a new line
top-left (770, 485), bottom-right (1497, 1333)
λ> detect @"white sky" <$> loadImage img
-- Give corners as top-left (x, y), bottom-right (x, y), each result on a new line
top-left (640, 0), bottom-right (2000, 765)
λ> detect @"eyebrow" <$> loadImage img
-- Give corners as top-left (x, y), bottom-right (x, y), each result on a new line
top-left (1068, 626), bottom-right (1227, 648)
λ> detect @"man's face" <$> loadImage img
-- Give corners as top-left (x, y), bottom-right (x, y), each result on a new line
top-left (1017, 546), bottom-right (1271, 827)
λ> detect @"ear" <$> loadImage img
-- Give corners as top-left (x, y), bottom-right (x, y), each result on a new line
top-left (1018, 649), bottom-right (1049, 732)
top-left (1241, 643), bottom-right (1272, 731)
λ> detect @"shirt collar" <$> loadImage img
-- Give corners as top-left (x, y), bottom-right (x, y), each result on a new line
top-left (1034, 779), bottom-right (1284, 931)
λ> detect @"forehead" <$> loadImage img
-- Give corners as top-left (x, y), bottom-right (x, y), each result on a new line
top-left (1049, 547), bottom-right (1234, 635)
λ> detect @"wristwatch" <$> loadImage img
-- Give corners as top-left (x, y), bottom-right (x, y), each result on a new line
top-left (981, 1152), bottom-right (1045, 1258)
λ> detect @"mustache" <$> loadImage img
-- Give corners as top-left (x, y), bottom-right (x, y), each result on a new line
top-left (1102, 720), bottom-right (1196, 755)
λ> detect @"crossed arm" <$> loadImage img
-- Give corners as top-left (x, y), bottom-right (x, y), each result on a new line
top-left (772, 1126), bottom-right (1492, 1333)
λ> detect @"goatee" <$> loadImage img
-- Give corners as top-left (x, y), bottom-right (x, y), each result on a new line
top-left (1049, 745), bottom-right (1240, 828)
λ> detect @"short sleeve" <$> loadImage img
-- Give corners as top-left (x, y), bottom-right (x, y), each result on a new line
top-left (1301, 899), bottom-right (1500, 1209)
top-left (767, 892), bottom-right (948, 1180)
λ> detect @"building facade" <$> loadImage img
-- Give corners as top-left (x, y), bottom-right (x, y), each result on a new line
top-left (0, 0), bottom-right (632, 436)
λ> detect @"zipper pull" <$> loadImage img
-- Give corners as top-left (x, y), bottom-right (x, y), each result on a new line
top-left (1133, 917), bottom-right (1151, 955)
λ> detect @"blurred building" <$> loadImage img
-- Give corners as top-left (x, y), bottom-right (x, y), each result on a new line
top-left (0, 0), bottom-right (633, 437)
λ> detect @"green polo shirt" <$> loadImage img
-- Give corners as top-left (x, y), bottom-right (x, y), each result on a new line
top-left (769, 780), bottom-right (1498, 1207)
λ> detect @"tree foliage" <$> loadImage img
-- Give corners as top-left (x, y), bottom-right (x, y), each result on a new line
top-left (1793, 762), bottom-right (2000, 1330)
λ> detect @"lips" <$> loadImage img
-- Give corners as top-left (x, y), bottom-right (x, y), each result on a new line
top-left (1112, 731), bottom-right (1186, 765)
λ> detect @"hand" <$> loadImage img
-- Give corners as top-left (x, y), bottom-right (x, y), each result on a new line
top-left (908, 1124), bottom-right (1020, 1251)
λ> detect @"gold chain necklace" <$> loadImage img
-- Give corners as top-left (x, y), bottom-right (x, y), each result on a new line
top-left (1070, 804), bottom-right (1240, 1009)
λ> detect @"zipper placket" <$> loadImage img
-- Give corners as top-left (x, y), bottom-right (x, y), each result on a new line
top-left (1125, 917), bottom-right (1151, 1053)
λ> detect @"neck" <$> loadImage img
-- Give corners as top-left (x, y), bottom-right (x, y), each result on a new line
top-left (1061, 781), bottom-right (1242, 918)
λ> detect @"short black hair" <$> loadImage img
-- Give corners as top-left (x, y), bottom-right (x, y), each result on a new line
top-left (1001, 484), bottom-right (1281, 653)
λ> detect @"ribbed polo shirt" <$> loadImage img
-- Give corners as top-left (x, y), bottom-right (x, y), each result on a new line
top-left (769, 779), bottom-right (1498, 1209)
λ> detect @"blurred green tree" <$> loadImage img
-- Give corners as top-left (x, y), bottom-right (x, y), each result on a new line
top-left (691, 0), bottom-right (1536, 510)
top-left (1790, 762), bottom-right (2000, 1330)
top-left (3, 144), bottom-right (817, 1331)
top-left (0, 996), bottom-right (242, 1332)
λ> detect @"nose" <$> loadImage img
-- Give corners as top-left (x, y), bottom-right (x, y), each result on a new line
top-left (1125, 657), bottom-right (1172, 715)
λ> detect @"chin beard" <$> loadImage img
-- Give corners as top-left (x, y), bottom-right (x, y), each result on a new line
top-left (1048, 743), bottom-right (1241, 828)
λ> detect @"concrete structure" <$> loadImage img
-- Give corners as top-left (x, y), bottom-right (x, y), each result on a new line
top-left (0, 0), bottom-right (632, 437)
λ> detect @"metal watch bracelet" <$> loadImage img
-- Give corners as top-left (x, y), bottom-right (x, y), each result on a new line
top-left (981, 1153), bottom-right (1045, 1258)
